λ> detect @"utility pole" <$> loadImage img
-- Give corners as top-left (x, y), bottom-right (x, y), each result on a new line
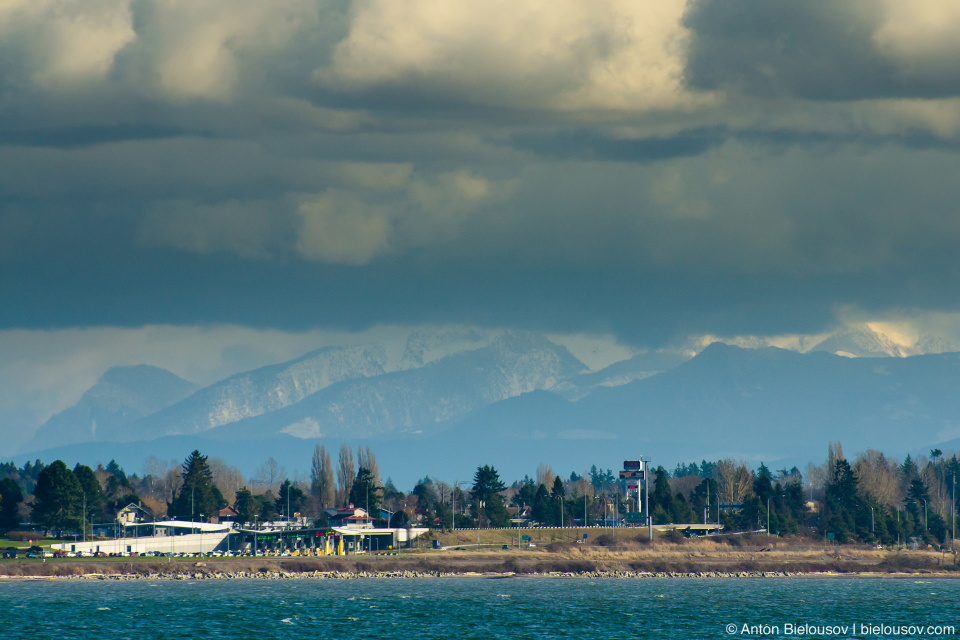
top-left (705, 481), bottom-right (709, 525)
top-left (645, 458), bottom-right (652, 542)
top-left (766, 496), bottom-right (770, 537)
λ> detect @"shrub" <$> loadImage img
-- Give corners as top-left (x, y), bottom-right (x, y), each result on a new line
top-left (4, 531), bottom-right (41, 542)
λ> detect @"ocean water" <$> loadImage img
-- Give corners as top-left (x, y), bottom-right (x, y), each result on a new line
top-left (2, 577), bottom-right (958, 639)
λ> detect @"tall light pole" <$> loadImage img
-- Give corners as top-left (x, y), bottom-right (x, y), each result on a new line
top-left (557, 495), bottom-right (563, 528)
top-left (645, 459), bottom-right (652, 542)
top-left (953, 475), bottom-right (956, 553)
top-left (766, 496), bottom-right (770, 537)
top-left (922, 498), bottom-right (928, 529)
top-left (870, 506), bottom-right (874, 537)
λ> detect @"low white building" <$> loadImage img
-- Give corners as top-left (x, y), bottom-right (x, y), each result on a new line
top-left (51, 520), bottom-right (234, 556)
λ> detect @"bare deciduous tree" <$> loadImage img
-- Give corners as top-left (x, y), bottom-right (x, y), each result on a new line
top-left (357, 446), bottom-right (380, 484)
top-left (670, 474), bottom-right (704, 498)
top-left (853, 449), bottom-right (902, 508)
top-left (336, 445), bottom-right (355, 507)
top-left (254, 457), bottom-right (285, 493)
top-left (716, 458), bottom-right (752, 503)
top-left (311, 445), bottom-right (335, 514)
top-left (809, 442), bottom-right (845, 491)
top-left (208, 457), bottom-right (244, 506)
top-left (536, 463), bottom-right (555, 489)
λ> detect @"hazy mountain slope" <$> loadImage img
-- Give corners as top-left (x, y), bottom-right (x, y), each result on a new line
top-left (204, 331), bottom-right (586, 440)
top-left (448, 344), bottom-right (960, 464)
top-left (125, 345), bottom-right (389, 440)
top-left (551, 349), bottom-right (692, 399)
top-left (26, 365), bottom-right (197, 448)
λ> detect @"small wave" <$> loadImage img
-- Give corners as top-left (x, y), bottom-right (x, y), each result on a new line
top-left (496, 594), bottom-right (511, 598)
top-left (97, 607), bottom-right (110, 611)
top-left (281, 618), bottom-right (295, 625)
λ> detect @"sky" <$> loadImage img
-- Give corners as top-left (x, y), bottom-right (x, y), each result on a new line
top-left (3, 1), bottom-right (960, 449)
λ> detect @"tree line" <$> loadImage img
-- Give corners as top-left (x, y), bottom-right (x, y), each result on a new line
top-left (2, 442), bottom-right (959, 545)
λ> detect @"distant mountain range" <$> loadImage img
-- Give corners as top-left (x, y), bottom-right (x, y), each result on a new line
top-left (16, 325), bottom-right (960, 485)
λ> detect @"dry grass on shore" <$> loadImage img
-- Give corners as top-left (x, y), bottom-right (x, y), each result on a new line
top-left (2, 535), bottom-right (957, 578)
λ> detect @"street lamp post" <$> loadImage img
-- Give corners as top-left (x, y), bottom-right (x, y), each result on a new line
top-left (645, 458), bottom-right (652, 542)
top-left (557, 495), bottom-right (563, 528)
top-left (922, 498), bottom-right (928, 529)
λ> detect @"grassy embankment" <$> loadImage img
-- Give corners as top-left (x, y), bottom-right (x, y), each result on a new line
top-left (1, 529), bottom-right (958, 578)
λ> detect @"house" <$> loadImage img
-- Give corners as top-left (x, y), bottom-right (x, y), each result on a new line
top-left (508, 505), bottom-right (533, 527)
top-left (325, 505), bottom-right (374, 529)
top-left (116, 502), bottom-right (154, 525)
top-left (216, 505), bottom-right (239, 524)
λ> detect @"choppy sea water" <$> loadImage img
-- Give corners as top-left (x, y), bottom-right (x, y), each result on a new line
top-left (3, 577), bottom-right (959, 639)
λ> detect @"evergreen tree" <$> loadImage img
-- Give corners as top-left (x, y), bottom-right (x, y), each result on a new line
top-left (550, 476), bottom-right (565, 499)
top-left (349, 467), bottom-right (382, 518)
top-left (32, 460), bottom-right (83, 537)
top-left (821, 458), bottom-right (869, 542)
top-left (170, 450), bottom-right (218, 521)
top-left (0, 477), bottom-right (23, 534)
top-left (276, 480), bottom-right (307, 520)
top-left (470, 465), bottom-right (509, 527)
top-left (532, 484), bottom-right (551, 524)
top-left (652, 466), bottom-right (673, 513)
top-left (73, 464), bottom-right (106, 526)
top-left (234, 487), bottom-right (268, 524)
top-left (754, 463), bottom-right (774, 503)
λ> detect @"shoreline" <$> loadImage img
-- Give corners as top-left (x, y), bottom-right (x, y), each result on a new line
top-left (1, 548), bottom-right (957, 581)
top-left (3, 569), bottom-right (960, 581)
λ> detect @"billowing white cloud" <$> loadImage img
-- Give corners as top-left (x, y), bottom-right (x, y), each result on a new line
top-left (296, 190), bottom-right (393, 265)
top-left (116, 0), bottom-right (325, 102)
top-left (0, 0), bottom-right (135, 88)
top-left (873, 1), bottom-right (960, 76)
top-left (322, 0), bottom-right (710, 112)
top-left (294, 168), bottom-right (509, 265)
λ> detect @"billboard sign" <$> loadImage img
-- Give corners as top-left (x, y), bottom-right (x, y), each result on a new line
top-left (623, 460), bottom-right (643, 470)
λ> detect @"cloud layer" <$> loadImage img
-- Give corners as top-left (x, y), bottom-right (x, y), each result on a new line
top-left (2, 0), bottom-right (960, 349)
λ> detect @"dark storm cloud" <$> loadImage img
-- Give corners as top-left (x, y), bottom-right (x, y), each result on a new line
top-left (5, 235), bottom-right (960, 348)
top-left (2, 0), bottom-right (960, 352)
top-left (683, 0), bottom-right (960, 100)
top-left (511, 126), bottom-right (960, 163)
top-left (510, 127), bottom-right (728, 163)
top-left (0, 124), bottom-right (196, 148)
